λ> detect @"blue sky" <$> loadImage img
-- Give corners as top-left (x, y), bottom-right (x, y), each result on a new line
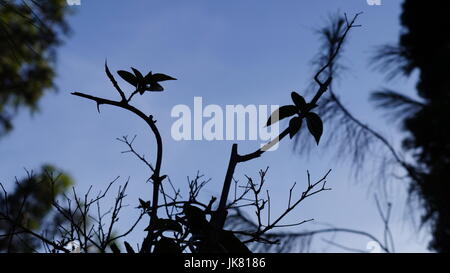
top-left (0, 0), bottom-right (430, 252)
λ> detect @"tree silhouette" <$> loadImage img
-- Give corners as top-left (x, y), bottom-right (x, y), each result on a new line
top-left (0, 0), bottom-right (72, 136)
top-left (370, 0), bottom-right (450, 252)
top-left (0, 12), bottom-right (362, 252)
top-left (284, 2), bottom-right (450, 252)
top-left (228, 13), bottom-right (399, 253)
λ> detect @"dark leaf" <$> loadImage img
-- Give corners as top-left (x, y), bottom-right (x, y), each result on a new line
top-left (291, 92), bottom-right (307, 112)
top-left (289, 116), bottom-right (302, 139)
top-left (145, 218), bottom-right (183, 233)
top-left (124, 241), bottom-right (135, 253)
top-left (219, 230), bottom-right (251, 253)
top-left (266, 105), bottom-right (297, 126)
top-left (153, 237), bottom-right (182, 253)
top-left (117, 70), bottom-right (138, 86)
top-left (144, 71), bottom-right (153, 81)
top-left (138, 198), bottom-right (150, 210)
top-left (183, 204), bottom-right (209, 233)
top-left (306, 112), bottom-right (323, 144)
top-left (131, 67), bottom-right (144, 80)
top-left (145, 82), bottom-right (164, 92)
top-left (110, 242), bottom-right (121, 253)
top-left (152, 73), bottom-right (177, 82)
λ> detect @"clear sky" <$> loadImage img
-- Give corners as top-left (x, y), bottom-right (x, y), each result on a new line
top-left (0, 0), bottom-right (430, 252)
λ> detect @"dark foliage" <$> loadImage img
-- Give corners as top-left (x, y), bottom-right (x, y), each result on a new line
top-left (1, 7), bottom-right (369, 253)
top-left (0, 0), bottom-right (71, 136)
top-left (0, 165), bottom-right (73, 252)
top-left (66, 13), bottom-right (360, 252)
top-left (373, 0), bottom-right (450, 252)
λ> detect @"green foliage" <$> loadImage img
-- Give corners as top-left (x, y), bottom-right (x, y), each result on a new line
top-left (0, 165), bottom-right (74, 252)
top-left (0, 0), bottom-right (71, 136)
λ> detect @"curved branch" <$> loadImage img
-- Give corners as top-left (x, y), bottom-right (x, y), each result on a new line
top-left (71, 65), bottom-right (165, 253)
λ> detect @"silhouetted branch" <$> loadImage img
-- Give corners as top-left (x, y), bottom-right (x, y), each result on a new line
top-left (233, 169), bottom-right (331, 244)
top-left (71, 63), bottom-right (166, 252)
top-left (117, 135), bottom-right (155, 172)
top-left (0, 11), bottom-right (361, 253)
top-left (213, 12), bottom-right (361, 231)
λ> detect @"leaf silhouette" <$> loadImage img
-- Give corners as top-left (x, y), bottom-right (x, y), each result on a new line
top-left (144, 82), bottom-right (164, 93)
top-left (145, 218), bottom-right (183, 233)
top-left (117, 70), bottom-right (138, 86)
top-left (153, 237), bottom-right (182, 253)
top-left (289, 116), bottom-right (302, 139)
top-left (138, 198), bottom-right (150, 210)
top-left (123, 70), bottom-right (177, 94)
top-left (124, 241), bottom-right (135, 253)
top-left (183, 204), bottom-right (209, 233)
top-left (306, 112), bottom-right (323, 144)
top-left (266, 105), bottom-right (297, 126)
top-left (131, 67), bottom-right (144, 80)
top-left (291, 92), bottom-right (307, 112)
top-left (219, 230), bottom-right (251, 253)
top-left (152, 73), bottom-right (177, 82)
top-left (110, 242), bottom-right (121, 253)
top-left (144, 71), bottom-right (153, 81)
